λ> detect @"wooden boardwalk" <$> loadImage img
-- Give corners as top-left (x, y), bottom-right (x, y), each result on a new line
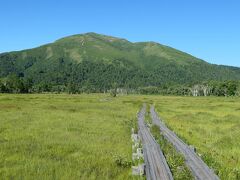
top-left (150, 105), bottom-right (219, 180)
top-left (137, 105), bottom-right (173, 180)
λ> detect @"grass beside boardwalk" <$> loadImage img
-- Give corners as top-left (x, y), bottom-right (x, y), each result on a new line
top-left (151, 125), bottom-right (193, 180)
top-left (0, 94), bottom-right (142, 179)
top-left (153, 96), bottom-right (240, 180)
top-left (1, 94), bottom-right (240, 179)
top-left (144, 107), bottom-right (193, 180)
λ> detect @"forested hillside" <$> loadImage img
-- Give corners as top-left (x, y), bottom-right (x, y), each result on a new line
top-left (0, 32), bottom-right (240, 94)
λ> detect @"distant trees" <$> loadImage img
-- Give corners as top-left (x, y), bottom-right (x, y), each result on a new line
top-left (211, 81), bottom-right (238, 96)
top-left (0, 61), bottom-right (239, 97)
top-left (67, 81), bottom-right (78, 94)
top-left (190, 84), bottom-right (212, 96)
top-left (190, 81), bottom-right (239, 97)
top-left (0, 79), bottom-right (6, 92)
top-left (110, 83), bottom-right (117, 97)
top-left (135, 81), bottom-right (240, 97)
top-left (0, 74), bottom-right (33, 93)
top-left (2, 33), bottom-right (240, 96)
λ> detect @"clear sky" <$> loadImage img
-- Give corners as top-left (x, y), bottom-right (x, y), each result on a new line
top-left (0, 0), bottom-right (239, 67)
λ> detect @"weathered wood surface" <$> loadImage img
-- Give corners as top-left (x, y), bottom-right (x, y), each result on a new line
top-left (150, 106), bottom-right (219, 180)
top-left (138, 105), bottom-right (173, 180)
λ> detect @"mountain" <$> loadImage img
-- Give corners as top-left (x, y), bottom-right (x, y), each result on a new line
top-left (0, 32), bottom-right (240, 91)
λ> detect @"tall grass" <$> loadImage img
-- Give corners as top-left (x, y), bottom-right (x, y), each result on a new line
top-left (0, 94), bottom-right (141, 179)
top-left (151, 125), bottom-right (193, 180)
top-left (1, 94), bottom-right (239, 179)
top-left (153, 96), bottom-right (240, 180)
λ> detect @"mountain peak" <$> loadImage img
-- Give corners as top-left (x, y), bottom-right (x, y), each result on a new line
top-left (1, 32), bottom-right (240, 90)
top-left (55, 32), bottom-right (130, 44)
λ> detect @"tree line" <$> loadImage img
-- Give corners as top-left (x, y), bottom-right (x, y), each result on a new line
top-left (1, 73), bottom-right (239, 97)
top-left (137, 81), bottom-right (240, 97)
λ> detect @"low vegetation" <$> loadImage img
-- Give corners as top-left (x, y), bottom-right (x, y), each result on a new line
top-left (144, 106), bottom-right (193, 179)
top-left (153, 96), bottom-right (240, 179)
top-left (151, 125), bottom-right (193, 180)
top-left (1, 94), bottom-right (240, 179)
top-left (0, 94), bottom-right (141, 179)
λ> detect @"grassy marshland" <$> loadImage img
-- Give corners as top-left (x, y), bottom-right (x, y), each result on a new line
top-left (153, 96), bottom-right (240, 179)
top-left (0, 94), bottom-right (141, 179)
top-left (1, 94), bottom-right (240, 179)
top-left (150, 125), bottom-right (193, 180)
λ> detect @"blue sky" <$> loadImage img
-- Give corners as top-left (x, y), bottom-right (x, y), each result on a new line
top-left (0, 0), bottom-right (239, 67)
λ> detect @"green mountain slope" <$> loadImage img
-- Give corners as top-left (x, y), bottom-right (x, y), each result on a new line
top-left (0, 32), bottom-right (240, 91)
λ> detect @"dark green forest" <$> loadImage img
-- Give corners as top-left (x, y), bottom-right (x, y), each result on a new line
top-left (0, 32), bottom-right (240, 96)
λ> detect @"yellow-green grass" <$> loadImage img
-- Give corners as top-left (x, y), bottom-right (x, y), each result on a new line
top-left (152, 96), bottom-right (240, 180)
top-left (150, 125), bottom-right (193, 180)
top-left (1, 94), bottom-right (240, 180)
top-left (0, 94), bottom-right (142, 179)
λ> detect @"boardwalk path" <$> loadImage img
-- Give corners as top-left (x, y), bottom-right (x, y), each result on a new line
top-left (150, 105), bottom-right (219, 180)
top-left (138, 105), bottom-right (173, 180)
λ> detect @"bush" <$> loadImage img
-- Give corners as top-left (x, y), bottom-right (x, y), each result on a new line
top-left (114, 155), bottom-right (131, 168)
